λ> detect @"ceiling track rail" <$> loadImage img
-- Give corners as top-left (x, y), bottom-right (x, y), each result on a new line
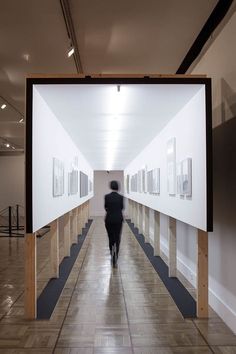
top-left (60, 0), bottom-right (83, 73)
top-left (176, 0), bottom-right (234, 74)
top-left (0, 94), bottom-right (24, 119)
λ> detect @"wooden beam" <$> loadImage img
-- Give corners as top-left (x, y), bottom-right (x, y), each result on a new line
top-left (168, 217), bottom-right (177, 277)
top-left (63, 213), bottom-right (71, 257)
top-left (144, 206), bottom-right (149, 242)
top-left (154, 211), bottom-right (160, 256)
top-left (78, 205), bottom-right (82, 236)
top-left (139, 203), bottom-right (143, 234)
top-left (197, 229), bottom-right (209, 318)
top-left (50, 219), bottom-right (59, 278)
top-left (24, 233), bottom-right (37, 319)
top-left (131, 200), bottom-right (134, 223)
top-left (135, 202), bottom-right (138, 227)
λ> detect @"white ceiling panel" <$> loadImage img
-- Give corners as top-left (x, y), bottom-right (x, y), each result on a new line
top-left (35, 83), bottom-right (203, 170)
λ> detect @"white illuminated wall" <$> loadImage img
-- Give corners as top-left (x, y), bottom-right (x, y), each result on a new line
top-left (32, 86), bottom-right (93, 233)
top-left (125, 86), bottom-right (208, 231)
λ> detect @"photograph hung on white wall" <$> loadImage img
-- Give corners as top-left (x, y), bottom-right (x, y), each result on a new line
top-left (147, 170), bottom-right (153, 193)
top-left (53, 158), bottom-right (64, 197)
top-left (182, 158), bottom-right (192, 197)
top-left (152, 168), bottom-right (160, 194)
top-left (126, 174), bottom-right (130, 194)
top-left (89, 179), bottom-right (93, 193)
top-left (176, 158), bottom-right (192, 197)
top-left (68, 156), bottom-right (79, 196)
top-left (80, 171), bottom-right (89, 197)
top-left (177, 162), bottom-right (183, 195)
top-left (131, 173), bottom-right (138, 192)
top-left (142, 168), bottom-right (147, 193)
top-left (147, 168), bottom-right (160, 194)
top-left (167, 137), bottom-right (176, 196)
top-left (138, 170), bottom-right (142, 193)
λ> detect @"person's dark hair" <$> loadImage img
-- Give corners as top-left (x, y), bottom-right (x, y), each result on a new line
top-left (110, 180), bottom-right (119, 191)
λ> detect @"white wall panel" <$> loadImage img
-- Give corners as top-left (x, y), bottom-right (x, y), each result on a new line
top-left (32, 87), bottom-right (93, 232)
top-left (125, 87), bottom-right (207, 231)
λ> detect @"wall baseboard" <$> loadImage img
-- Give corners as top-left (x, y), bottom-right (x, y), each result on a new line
top-left (209, 288), bottom-right (236, 334)
top-left (160, 240), bottom-right (236, 334)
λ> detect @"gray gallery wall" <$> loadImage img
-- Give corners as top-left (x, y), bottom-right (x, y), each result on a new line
top-left (0, 154), bottom-right (24, 213)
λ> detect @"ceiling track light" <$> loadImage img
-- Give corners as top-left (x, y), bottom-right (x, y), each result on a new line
top-left (1, 103), bottom-right (6, 109)
top-left (67, 47), bottom-right (74, 58)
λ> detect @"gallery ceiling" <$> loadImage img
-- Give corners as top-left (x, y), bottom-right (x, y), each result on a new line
top-left (0, 0), bottom-right (223, 161)
top-left (35, 83), bottom-right (203, 170)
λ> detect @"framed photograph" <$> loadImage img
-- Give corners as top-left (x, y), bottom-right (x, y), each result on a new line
top-left (53, 158), bottom-right (64, 197)
top-left (138, 170), bottom-right (142, 193)
top-left (68, 156), bottom-right (79, 196)
top-left (167, 137), bottom-right (176, 196)
top-left (177, 162), bottom-right (183, 195)
top-left (182, 158), bottom-right (192, 197)
top-left (80, 171), bottom-right (89, 197)
top-left (142, 168), bottom-right (146, 193)
top-left (126, 174), bottom-right (130, 194)
top-left (147, 170), bottom-right (153, 193)
top-left (153, 168), bottom-right (160, 194)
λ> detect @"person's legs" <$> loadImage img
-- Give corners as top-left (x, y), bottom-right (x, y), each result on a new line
top-left (114, 222), bottom-right (123, 257)
top-left (105, 222), bottom-right (116, 255)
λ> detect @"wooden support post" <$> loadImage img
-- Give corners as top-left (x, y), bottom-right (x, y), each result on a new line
top-left (197, 229), bottom-right (208, 318)
top-left (87, 200), bottom-right (90, 221)
top-left (154, 210), bottom-right (160, 256)
top-left (72, 209), bottom-right (77, 244)
top-left (50, 219), bottom-right (59, 278)
top-left (168, 217), bottom-right (177, 277)
top-left (139, 203), bottom-right (143, 233)
top-left (81, 203), bottom-right (85, 229)
top-left (25, 233), bottom-right (37, 319)
top-left (131, 200), bottom-right (134, 223)
top-left (144, 206), bottom-right (149, 242)
top-left (63, 212), bottom-right (71, 257)
top-left (135, 202), bottom-right (138, 227)
top-left (78, 205), bottom-right (82, 236)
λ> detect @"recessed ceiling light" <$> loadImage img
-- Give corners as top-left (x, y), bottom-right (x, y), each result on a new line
top-left (1, 104), bottom-right (6, 109)
top-left (67, 47), bottom-right (74, 57)
top-left (23, 53), bottom-right (30, 62)
top-left (5, 143), bottom-right (10, 148)
top-left (19, 118), bottom-right (24, 123)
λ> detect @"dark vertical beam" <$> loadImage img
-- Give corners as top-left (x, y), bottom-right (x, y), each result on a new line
top-left (176, 0), bottom-right (234, 74)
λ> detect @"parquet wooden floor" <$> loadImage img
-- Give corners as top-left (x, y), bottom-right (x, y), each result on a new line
top-left (0, 217), bottom-right (235, 353)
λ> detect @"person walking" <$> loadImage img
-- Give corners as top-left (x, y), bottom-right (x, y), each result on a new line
top-left (104, 180), bottom-right (124, 267)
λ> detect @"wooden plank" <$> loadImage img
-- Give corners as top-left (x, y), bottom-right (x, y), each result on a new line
top-left (139, 203), bottom-right (143, 233)
top-left (63, 213), bottom-right (71, 257)
top-left (197, 230), bottom-right (209, 318)
top-left (24, 233), bottom-right (37, 319)
top-left (135, 202), bottom-right (138, 227)
top-left (168, 217), bottom-right (177, 277)
top-left (50, 219), bottom-right (59, 278)
top-left (154, 211), bottom-right (160, 256)
top-left (72, 209), bottom-right (77, 244)
top-left (78, 205), bottom-right (82, 236)
top-left (144, 206), bottom-right (149, 242)
top-left (28, 73), bottom-right (206, 79)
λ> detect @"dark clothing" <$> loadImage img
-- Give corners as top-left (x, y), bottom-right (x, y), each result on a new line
top-left (104, 192), bottom-right (124, 254)
top-left (105, 222), bottom-right (122, 255)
